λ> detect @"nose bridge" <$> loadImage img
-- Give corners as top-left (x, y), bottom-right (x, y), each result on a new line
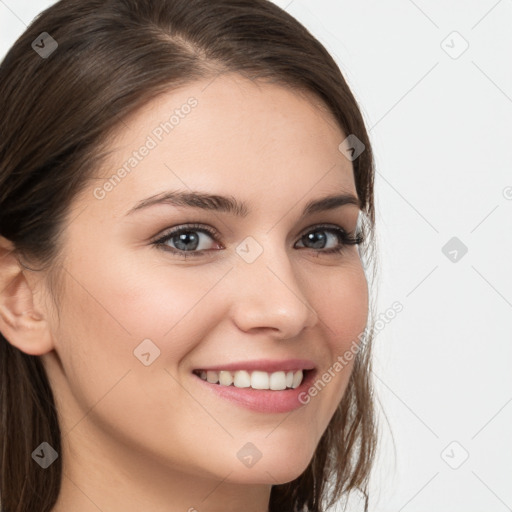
top-left (229, 233), bottom-right (318, 337)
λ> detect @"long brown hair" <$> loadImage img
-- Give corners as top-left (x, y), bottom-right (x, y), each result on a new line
top-left (0, 0), bottom-right (378, 510)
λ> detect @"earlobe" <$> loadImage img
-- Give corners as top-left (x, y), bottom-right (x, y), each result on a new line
top-left (0, 235), bottom-right (54, 356)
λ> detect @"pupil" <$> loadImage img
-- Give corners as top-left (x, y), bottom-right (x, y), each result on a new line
top-left (175, 232), bottom-right (199, 251)
top-left (305, 232), bottom-right (326, 249)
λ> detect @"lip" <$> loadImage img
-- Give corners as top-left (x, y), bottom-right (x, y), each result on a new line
top-left (191, 367), bottom-right (318, 414)
top-left (192, 358), bottom-right (316, 373)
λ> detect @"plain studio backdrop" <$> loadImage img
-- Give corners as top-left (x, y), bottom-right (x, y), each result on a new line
top-left (1, 1), bottom-right (511, 511)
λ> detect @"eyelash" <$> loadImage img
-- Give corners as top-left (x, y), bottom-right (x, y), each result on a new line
top-left (151, 222), bottom-right (364, 259)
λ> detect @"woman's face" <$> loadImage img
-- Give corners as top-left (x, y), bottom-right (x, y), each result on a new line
top-left (41, 73), bottom-right (368, 506)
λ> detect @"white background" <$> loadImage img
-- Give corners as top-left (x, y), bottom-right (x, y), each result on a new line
top-left (1, 1), bottom-right (511, 510)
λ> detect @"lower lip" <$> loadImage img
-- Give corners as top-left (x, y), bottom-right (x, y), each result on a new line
top-left (191, 369), bottom-right (317, 413)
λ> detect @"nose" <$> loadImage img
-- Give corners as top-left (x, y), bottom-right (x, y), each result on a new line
top-left (228, 239), bottom-right (319, 340)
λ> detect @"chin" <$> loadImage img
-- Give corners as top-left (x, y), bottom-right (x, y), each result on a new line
top-left (226, 452), bottom-right (314, 485)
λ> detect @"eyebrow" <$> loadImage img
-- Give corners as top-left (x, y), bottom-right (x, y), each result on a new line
top-left (125, 190), bottom-right (361, 217)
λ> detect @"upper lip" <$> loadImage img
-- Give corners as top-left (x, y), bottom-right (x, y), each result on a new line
top-left (193, 358), bottom-right (316, 373)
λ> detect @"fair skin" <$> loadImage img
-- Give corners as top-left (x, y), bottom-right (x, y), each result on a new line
top-left (0, 73), bottom-right (368, 511)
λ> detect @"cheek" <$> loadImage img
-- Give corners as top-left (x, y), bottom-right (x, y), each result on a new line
top-left (52, 257), bottom-right (230, 433)
top-left (52, 259), bottom-right (229, 461)
top-left (70, 254), bottom-right (224, 340)
top-left (309, 259), bottom-right (369, 347)
top-left (300, 259), bottom-right (368, 427)
top-left (109, 263), bottom-right (228, 346)
top-left (52, 255), bottom-right (208, 386)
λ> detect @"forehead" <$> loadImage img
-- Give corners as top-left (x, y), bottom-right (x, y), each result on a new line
top-left (81, 73), bottom-right (357, 217)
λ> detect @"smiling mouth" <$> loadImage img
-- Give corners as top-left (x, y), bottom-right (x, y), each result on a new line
top-left (192, 368), bottom-right (311, 390)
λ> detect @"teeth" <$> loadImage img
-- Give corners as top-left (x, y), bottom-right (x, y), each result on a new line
top-left (206, 370), bottom-right (218, 384)
top-left (218, 370), bottom-right (233, 386)
top-left (292, 370), bottom-right (303, 389)
top-left (269, 371), bottom-right (286, 390)
top-left (197, 369), bottom-right (305, 390)
top-left (233, 370), bottom-right (251, 388)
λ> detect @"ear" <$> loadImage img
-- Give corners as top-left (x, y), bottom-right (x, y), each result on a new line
top-left (0, 235), bottom-right (54, 355)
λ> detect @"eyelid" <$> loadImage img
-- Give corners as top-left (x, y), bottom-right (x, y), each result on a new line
top-left (151, 223), bottom-right (220, 244)
top-left (151, 220), bottom-right (362, 258)
top-left (151, 221), bottom-right (353, 243)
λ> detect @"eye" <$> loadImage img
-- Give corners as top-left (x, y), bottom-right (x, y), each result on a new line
top-left (152, 223), bottom-right (220, 258)
top-left (151, 222), bottom-right (364, 259)
top-left (295, 224), bottom-right (363, 255)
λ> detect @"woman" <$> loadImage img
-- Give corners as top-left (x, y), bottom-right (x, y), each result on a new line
top-left (0, 0), bottom-right (379, 510)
